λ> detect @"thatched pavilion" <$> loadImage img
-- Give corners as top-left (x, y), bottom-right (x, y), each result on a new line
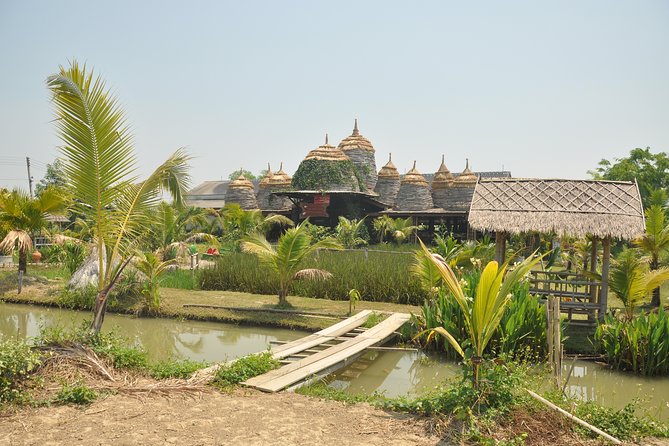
top-left (338, 119), bottom-right (377, 192)
top-left (225, 171), bottom-right (259, 210)
top-left (395, 161), bottom-right (433, 211)
top-left (374, 154), bottom-right (401, 206)
top-left (468, 178), bottom-right (645, 321)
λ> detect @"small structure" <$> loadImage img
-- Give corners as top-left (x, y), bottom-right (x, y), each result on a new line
top-left (225, 171), bottom-right (259, 210)
top-left (395, 161), bottom-right (433, 211)
top-left (255, 164), bottom-right (274, 210)
top-left (468, 178), bottom-right (645, 321)
top-left (374, 154), bottom-right (401, 206)
top-left (431, 154), bottom-right (455, 209)
top-left (265, 162), bottom-right (294, 212)
top-left (337, 119), bottom-right (378, 192)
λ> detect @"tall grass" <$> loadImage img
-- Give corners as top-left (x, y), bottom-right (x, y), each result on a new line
top-left (199, 250), bottom-right (428, 304)
top-left (160, 268), bottom-right (198, 290)
top-left (595, 308), bottom-right (669, 376)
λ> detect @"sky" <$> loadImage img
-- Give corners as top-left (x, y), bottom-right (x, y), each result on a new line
top-left (0, 0), bottom-right (668, 191)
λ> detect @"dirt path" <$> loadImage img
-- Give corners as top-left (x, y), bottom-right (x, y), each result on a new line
top-left (0, 389), bottom-right (447, 446)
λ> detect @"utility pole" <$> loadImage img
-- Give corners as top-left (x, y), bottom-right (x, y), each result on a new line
top-left (26, 157), bottom-right (34, 198)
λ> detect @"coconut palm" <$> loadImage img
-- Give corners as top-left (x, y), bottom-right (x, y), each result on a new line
top-left (634, 205), bottom-right (669, 307)
top-left (47, 61), bottom-right (191, 333)
top-left (241, 221), bottom-right (342, 306)
top-left (416, 240), bottom-right (543, 388)
top-left (373, 216), bottom-right (420, 245)
top-left (149, 202), bottom-right (216, 260)
top-left (219, 204), bottom-right (293, 249)
top-left (372, 215), bottom-right (394, 243)
top-left (134, 251), bottom-right (176, 313)
top-left (607, 248), bottom-right (669, 319)
top-left (0, 187), bottom-right (65, 292)
top-left (334, 216), bottom-right (367, 248)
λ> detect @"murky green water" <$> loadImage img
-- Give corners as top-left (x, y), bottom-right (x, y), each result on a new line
top-left (0, 302), bottom-right (304, 362)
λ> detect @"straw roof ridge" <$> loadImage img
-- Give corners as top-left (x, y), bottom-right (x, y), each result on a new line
top-left (468, 178), bottom-right (644, 240)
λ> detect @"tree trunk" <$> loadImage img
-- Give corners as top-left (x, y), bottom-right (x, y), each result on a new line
top-left (278, 288), bottom-right (288, 306)
top-left (651, 257), bottom-right (661, 307)
top-left (17, 250), bottom-right (27, 294)
top-left (90, 289), bottom-right (109, 334)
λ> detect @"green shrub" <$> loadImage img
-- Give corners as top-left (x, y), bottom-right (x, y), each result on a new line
top-left (595, 308), bottom-right (669, 376)
top-left (150, 358), bottom-right (207, 379)
top-left (199, 250), bottom-right (428, 305)
top-left (56, 286), bottom-right (97, 310)
top-left (160, 268), bottom-right (198, 290)
top-left (0, 337), bottom-right (41, 402)
top-left (55, 381), bottom-right (98, 405)
top-left (213, 352), bottom-right (279, 388)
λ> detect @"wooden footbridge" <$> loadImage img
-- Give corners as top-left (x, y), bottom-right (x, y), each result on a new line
top-left (242, 310), bottom-right (411, 392)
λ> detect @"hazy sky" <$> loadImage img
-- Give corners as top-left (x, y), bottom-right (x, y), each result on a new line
top-left (1, 1), bottom-right (668, 191)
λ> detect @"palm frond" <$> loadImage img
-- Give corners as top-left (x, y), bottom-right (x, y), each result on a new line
top-left (293, 268), bottom-right (333, 281)
top-left (0, 230), bottom-right (32, 254)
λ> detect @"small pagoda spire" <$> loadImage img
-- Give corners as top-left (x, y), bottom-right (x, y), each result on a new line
top-left (389, 153), bottom-right (392, 162)
top-left (325, 133), bottom-right (329, 145)
top-left (442, 154), bottom-right (445, 164)
top-left (353, 118), bottom-right (360, 136)
top-left (466, 158), bottom-right (469, 169)
top-left (412, 160), bottom-right (417, 170)
top-left (279, 162), bottom-right (283, 171)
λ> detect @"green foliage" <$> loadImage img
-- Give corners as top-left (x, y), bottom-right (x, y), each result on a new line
top-left (334, 217), bottom-right (368, 248)
top-left (595, 308), bottom-right (669, 376)
top-left (292, 158), bottom-right (364, 191)
top-left (0, 336), bottom-right (41, 402)
top-left (160, 268), bottom-right (198, 290)
top-left (56, 286), bottom-right (97, 310)
top-left (590, 147), bottom-right (669, 208)
top-left (218, 204), bottom-right (293, 250)
top-left (228, 169), bottom-right (256, 181)
top-left (348, 288), bottom-right (361, 315)
top-left (35, 158), bottom-right (70, 197)
top-left (213, 352), bottom-right (279, 388)
top-left (55, 381), bottom-right (98, 405)
top-left (134, 251), bottom-right (176, 313)
top-left (372, 216), bottom-right (420, 245)
top-left (200, 250), bottom-right (428, 304)
top-left (149, 358), bottom-right (207, 379)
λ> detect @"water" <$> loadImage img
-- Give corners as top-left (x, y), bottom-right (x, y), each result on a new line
top-left (0, 302), bottom-right (305, 362)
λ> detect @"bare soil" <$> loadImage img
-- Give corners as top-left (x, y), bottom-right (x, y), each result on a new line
top-left (0, 389), bottom-right (447, 446)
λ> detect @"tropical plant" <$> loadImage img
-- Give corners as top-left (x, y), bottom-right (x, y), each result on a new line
top-left (373, 216), bottom-right (420, 245)
top-left (219, 204), bottom-right (293, 249)
top-left (604, 248), bottom-right (669, 319)
top-left (433, 234), bottom-right (464, 266)
top-left (0, 187), bottom-right (65, 292)
top-left (334, 216), bottom-right (368, 248)
top-left (372, 215), bottom-right (393, 243)
top-left (634, 205), bottom-right (669, 307)
top-left (133, 251), bottom-right (176, 313)
top-left (47, 60), bottom-right (191, 332)
top-left (241, 221), bottom-right (342, 305)
top-left (416, 240), bottom-right (543, 387)
top-left (348, 288), bottom-right (361, 315)
top-left (148, 202), bottom-right (216, 260)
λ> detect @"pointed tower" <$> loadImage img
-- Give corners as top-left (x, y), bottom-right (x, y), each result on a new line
top-left (374, 154), bottom-right (400, 206)
top-left (454, 158), bottom-right (477, 185)
top-left (395, 161), bottom-right (433, 211)
top-left (337, 119), bottom-right (377, 191)
top-left (256, 163), bottom-right (274, 210)
top-left (265, 162), bottom-right (294, 211)
top-left (225, 170), bottom-right (259, 210)
top-left (431, 155), bottom-right (454, 209)
top-left (292, 135), bottom-right (361, 191)
top-left (440, 159), bottom-right (479, 212)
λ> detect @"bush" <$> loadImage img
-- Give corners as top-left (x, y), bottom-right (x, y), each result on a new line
top-left (0, 337), bottom-right (41, 402)
top-left (595, 308), bottom-right (669, 376)
top-left (56, 286), bottom-right (97, 310)
top-left (200, 250), bottom-right (428, 305)
top-left (150, 358), bottom-right (207, 379)
top-left (55, 381), bottom-right (98, 405)
top-left (213, 352), bottom-right (279, 388)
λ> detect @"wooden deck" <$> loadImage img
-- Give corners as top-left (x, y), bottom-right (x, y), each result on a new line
top-left (242, 311), bottom-right (411, 393)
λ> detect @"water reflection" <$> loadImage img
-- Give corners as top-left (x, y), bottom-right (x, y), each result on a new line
top-left (0, 302), bottom-right (304, 362)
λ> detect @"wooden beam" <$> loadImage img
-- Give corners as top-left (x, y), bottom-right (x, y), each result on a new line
top-left (495, 231), bottom-right (507, 264)
top-left (599, 237), bottom-right (611, 322)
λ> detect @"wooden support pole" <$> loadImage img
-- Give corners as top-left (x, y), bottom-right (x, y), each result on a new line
top-left (495, 231), bottom-right (506, 264)
top-left (599, 237), bottom-right (611, 322)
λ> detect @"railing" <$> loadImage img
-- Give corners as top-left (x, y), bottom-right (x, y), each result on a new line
top-left (529, 270), bottom-right (601, 321)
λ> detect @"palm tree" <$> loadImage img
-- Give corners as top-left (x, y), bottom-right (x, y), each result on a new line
top-left (150, 202), bottom-right (216, 260)
top-left (634, 205), bottom-right (669, 307)
top-left (219, 204), bottom-right (293, 249)
top-left (334, 216), bottom-right (367, 248)
top-left (47, 61), bottom-right (191, 333)
top-left (607, 248), bottom-right (669, 319)
top-left (372, 215), bottom-right (393, 243)
top-left (134, 251), bottom-right (176, 313)
top-left (0, 187), bottom-right (65, 292)
top-left (373, 216), bottom-right (420, 245)
top-left (416, 240), bottom-right (543, 388)
top-left (241, 221), bottom-right (342, 306)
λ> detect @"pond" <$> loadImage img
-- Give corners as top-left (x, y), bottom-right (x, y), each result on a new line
top-left (1, 302), bottom-right (667, 421)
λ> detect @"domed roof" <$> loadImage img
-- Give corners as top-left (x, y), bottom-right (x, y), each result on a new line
top-left (304, 134), bottom-right (349, 162)
top-left (454, 158), bottom-right (478, 184)
top-left (378, 154), bottom-right (399, 179)
top-left (258, 163), bottom-right (273, 188)
top-left (337, 119), bottom-right (375, 152)
top-left (432, 155), bottom-right (454, 189)
top-left (229, 170), bottom-right (254, 189)
top-left (401, 161), bottom-right (429, 186)
top-left (268, 162), bottom-right (291, 186)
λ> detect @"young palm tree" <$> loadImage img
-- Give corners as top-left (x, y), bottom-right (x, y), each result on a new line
top-left (373, 216), bottom-right (420, 245)
top-left (150, 202), bottom-right (216, 260)
top-left (416, 240), bottom-right (543, 388)
top-left (241, 221), bottom-right (341, 306)
top-left (47, 61), bottom-right (191, 333)
top-left (334, 216), bottom-right (367, 248)
top-left (219, 204), bottom-right (293, 247)
top-left (134, 251), bottom-right (176, 313)
top-left (0, 187), bottom-right (65, 292)
top-left (634, 205), bottom-right (669, 307)
top-left (607, 248), bottom-right (669, 319)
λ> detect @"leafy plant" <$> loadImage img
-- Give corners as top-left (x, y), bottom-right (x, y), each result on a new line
top-left (634, 205), bottom-right (669, 307)
top-left (213, 352), bottom-right (279, 388)
top-left (241, 221), bottom-right (341, 305)
top-left (55, 381), bottom-right (98, 405)
top-left (348, 288), bottom-right (361, 315)
top-left (133, 251), bottom-right (176, 313)
top-left (0, 336), bottom-right (41, 402)
top-left (149, 358), bottom-right (207, 379)
top-left (292, 158), bottom-right (364, 191)
top-left (334, 217), bottom-right (368, 248)
top-left (47, 60), bottom-right (191, 333)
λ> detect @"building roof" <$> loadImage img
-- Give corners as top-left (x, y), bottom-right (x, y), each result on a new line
top-left (303, 135), bottom-right (349, 161)
top-left (468, 178), bottom-right (645, 239)
top-left (454, 159), bottom-right (477, 184)
top-left (378, 154), bottom-right (400, 179)
top-left (337, 119), bottom-right (375, 152)
top-left (400, 161), bottom-right (429, 186)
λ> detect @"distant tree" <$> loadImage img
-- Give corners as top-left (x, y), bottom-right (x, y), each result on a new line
top-left (35, 159), bottom-right (69, 196)
top-left (589, 147), bottom-right (669, 208)
top-left (228, 169), bottom-right (257, 181)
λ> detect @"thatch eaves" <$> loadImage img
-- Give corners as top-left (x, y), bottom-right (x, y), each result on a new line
top-left (468, 178), bottom-right (645, 240)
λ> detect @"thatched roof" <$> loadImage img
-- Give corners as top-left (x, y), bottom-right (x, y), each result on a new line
top-left (454, 159), bottom-right (477, 184)
top-left (303, 135), bottom-right (349, 161)
top-left (468, 178), bottom-right (645, 240)
top-left (258, 163), bottom-right (273, 188)
top-left (395, 161), bottom-right (433, 211)
top-left (337, 119), bottom-right (374, 152)
top-left (268, 162), bottom-right (292, 186)
top-left (401, 161), bottom-right (429, 186)
top-left (378, 154), bottom-right (400, 179)
top-left (225, 172), bottom-right (258, 210)
top-left (431, 155), bottom-right (454, 189)
top-left (338, 120), bottom-right (377, 191)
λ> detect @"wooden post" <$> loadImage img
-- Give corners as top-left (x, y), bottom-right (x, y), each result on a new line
top-left (546, 296), bottom-right (561, 389)
top-left (599, 237), bottom-right (611, 322)
top-left (589, 237), bottom-right (599, 321)
top-left (495, 231), bottom-right (506, 264)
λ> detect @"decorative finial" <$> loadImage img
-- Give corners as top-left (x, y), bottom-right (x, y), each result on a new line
top-left (279, 162), bottom-right (283, 171)
top-left (441, 154), bottom-right (445, 164)
top-left (389, 153), bottom-right (392, 162)
top-left (353, 118), bottom-right (359, 136)
top-left (412, 160), bottom-right (417, 170)
top-left (267, 162), bottom-right (271, 171)
top-left (466, 158), bottom-right (469, 169)
top-left (325, 133), bottom-right (329, 145)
